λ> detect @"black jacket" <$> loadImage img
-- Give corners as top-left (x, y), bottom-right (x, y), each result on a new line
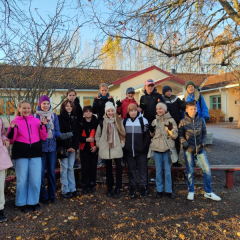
top-left (74, 97), bottom-right (83, 123)
top-left (140, 88), bottom-right (165, 124)
top-left (163, 95), bottom-right (186, 123)
top-left (79, 115), bottom-right (98, 152)
top-left (57, 110), bottom-right (79, 151)
top-left (93, 97), bottom-right (115, 121)
top-left (178, 113), bottom-right (207, 154)
top-left (123, 112), bottom-right (151, 157)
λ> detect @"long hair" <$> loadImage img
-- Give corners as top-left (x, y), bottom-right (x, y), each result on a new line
top-left (60, 99), bottom-right (75, 114)
top-left (184, 88), bottom-right (200, 101)
top-left (114, 114), bottom-right (126, 142)
top-left (16, 100), bottom-right (31, 117)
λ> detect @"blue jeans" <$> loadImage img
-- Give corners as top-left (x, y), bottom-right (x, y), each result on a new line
top-left (14, 158), bottom-right (41, 206)
top-left (154, 151), bottom-right (172, 193)
top-left (184, 150), bottom-right (212, 193)
top-left (59, 152), bottom-right (76, 194)
top-left (40, 152), bottom-right (56, 201)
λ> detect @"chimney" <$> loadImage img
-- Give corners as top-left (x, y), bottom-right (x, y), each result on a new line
top-left (171, 69), bottom-right (176, 74)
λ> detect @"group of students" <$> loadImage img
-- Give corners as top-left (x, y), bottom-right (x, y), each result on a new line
top-left (0, 79), bottom-right (221, 223)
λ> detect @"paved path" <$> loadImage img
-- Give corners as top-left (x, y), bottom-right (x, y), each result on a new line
top-left (207, 125), bottom-right (240, 144)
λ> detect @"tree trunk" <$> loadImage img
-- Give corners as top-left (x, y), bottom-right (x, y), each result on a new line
top-left (238, 86), bottom-right (240, 128)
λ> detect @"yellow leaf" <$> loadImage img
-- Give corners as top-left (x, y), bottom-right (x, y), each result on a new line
top-left (16, 237), bottom-right (22, 240)
top-left (49, 204), bottom-right (52, 206)
top-left (179, 234), bottom-right (185, 239)
top-left (51, 228), bottom-right (56, 231)
top-left (42, 222), bottom-right (47, 226)
top-left (73, 217), bottom-right (78, 220)
top-left (44, 218), bottom-right (49, 221)
top-left (237, 232), bottom-right (240, 236)
top-left (212, 211), bottom-right (218, 216)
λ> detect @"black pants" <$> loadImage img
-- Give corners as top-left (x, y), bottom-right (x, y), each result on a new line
top-left (105, 158), bottom-right (122, 189)
top-left (127, 154), bottom-right (148, 188)
top-left (80, 151), bottom-right (98, 186)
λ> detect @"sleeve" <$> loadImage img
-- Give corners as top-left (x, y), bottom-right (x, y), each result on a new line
top-left (53, 113), bottom-right (62, 138)
top-left (73, 121), bottom-right (79, 151)
top-left (7, 126), bottom-right (18, 144)
top-left (150, 119), bottom-right (156, 138)
top-left (202, 120), bottom-right (207, 145)
top-left (178, 120), bottom-right (187, 145)
top-left (78, 105), bottom-right (83, 122)
top-left (93, 98), bottom-right (100, 114)
top-left (109, 97), bottom-right (115, 106)
top-left (40, 124), bottom-right (48, 140)
top-left (119, 121), bottom-right (125, 148)
top-left (200, 95), bottom-right (210, 120)
top-left (79, 123), bottom-right (87, 143)
top-left (139, 96), bottom-right (145, 110)
top-left (117, 104), bottom-right (122, 116)
top-left (1, 118), bottom-right (8, 141)
top-left (158, 93), bottom-right (166, 103)
top-left (177, 97), bottom-right (187, 110)
top-left (95, 124), bottom-right (101, 148)
top-left (167, 119), bottom-right (178, 140)
top-left (143, 118), bottom-right (151, 150)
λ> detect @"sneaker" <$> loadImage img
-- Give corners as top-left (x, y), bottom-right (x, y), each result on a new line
top-left (194, 159), bottom-right (200, 167)
top-left (114, 188), bottom-right (120, 198)
top-left (0, 210), bottom-right (7, 223)
top-left (50, 198), bottom-right (57, 203)
top-left (172, 160), bottom-right (182, 167)
top-left (62, 192), bottom-right (73, 198)
top-left (99, 159), bottom-right (105, 167)
top-left (121, 159), bottom-right (126, 167)
top-left (187, 192), bottom-right (194, 201)
top-left (72, 191), bottom-right (80, 197)
top-left (23, 205), bottom-right (34, 213)
top-left (156, 192), bottom-right (162, 198)
top-left (128, 186), bottom-right (136, 198)
top-left (40, 199), bottom-right (50, 204)
top-left (106, 188), bottom-right (113, 197)
top-left (204, 192), bottom-right (221, 201)
top-left (33, 204), bottom-right (41, 212)
top-left (74, 160), bottom-right (81, 168)
top-left (166, 193), bottom-right (175, 199)
top-left (89, 184), bottom-right (96, 194)
top-left (82, 187), bottom-right (88, 194)
top-left (140, 187), bottom-right (147, 198)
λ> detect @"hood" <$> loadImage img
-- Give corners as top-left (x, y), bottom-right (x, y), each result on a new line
top-left (74, 97), bottom-right (80, 105)
top-left (122, 97), bottom-right (137, 103)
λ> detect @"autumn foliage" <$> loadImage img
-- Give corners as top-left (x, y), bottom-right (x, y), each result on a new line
top-left (208, 109), bottom-right (226, 123)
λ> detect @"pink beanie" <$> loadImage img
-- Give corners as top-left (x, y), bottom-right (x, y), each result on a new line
top-left (39, 95), bottom-right (50, 106)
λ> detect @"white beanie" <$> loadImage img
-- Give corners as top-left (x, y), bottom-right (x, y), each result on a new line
top-left (156, 102), bottom-right (167, 112)
top-left (105, 101), bottom-right (115, 113)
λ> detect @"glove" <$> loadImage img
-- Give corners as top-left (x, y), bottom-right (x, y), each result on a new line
top-left (182, 141), bottom-right (188, 151)
top-left (165, 122), bottom-right (173, 131)
top-left (205, 117), bottom-right (210, 122)
top-left (149, 125), bottom-right (156, 133)
top-left (60, 132), bottom-right (73, 140)
top-left (116, 100), bottom-right (122, 107)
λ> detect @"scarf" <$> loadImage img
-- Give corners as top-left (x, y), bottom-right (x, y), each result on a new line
top-left (103, 115), bottom-right (115, 149)
top-left (36, 107), bottom-right (54, 139)
top-left (99, 93), bottom-right (109, 99)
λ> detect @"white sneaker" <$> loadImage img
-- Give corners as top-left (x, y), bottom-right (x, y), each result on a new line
top-left (187, 192), bottom-right (194, 200)
top-left (204, 192), bottom-right (221, 201)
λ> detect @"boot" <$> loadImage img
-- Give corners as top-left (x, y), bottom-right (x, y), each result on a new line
top-left (0, 210), bottom-right (7, 223)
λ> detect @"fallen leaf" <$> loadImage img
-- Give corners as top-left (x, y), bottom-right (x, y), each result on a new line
top-left (212, 211), bottom-right (218, 216)
top-left (73, 217), bottom-right (78, 220)
top-left (237, 232), bottom-right (240, 237)
top-left (68, 216), bottom-right (74, 220)
top-left (32, 216), bottom-right (37, 219)
top-left (42, 222), bottom-right (47, 226)
top-left (64, 220), bottom-right (68, 223)
top-left (51, 228), bottom-right (56, 231)
top-left (44, 218), bottom-right (49, 221)
top-left (13, 216), bottom-right (19, 221)
top-left (16, 237), bottom-right (22, 240)
top-left (179, 234), bottom-right (185, 239)
top-left (176, 224), bottom-right (181, 227)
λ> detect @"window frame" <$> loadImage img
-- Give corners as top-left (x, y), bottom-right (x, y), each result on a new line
top-left (210, 95), bottom-right (221, 110)
top-left (83, 97), bottom-right (94, 106)
top-left (0, 96), bottom-right (15, 117)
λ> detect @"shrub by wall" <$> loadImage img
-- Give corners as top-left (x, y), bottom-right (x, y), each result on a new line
top-left (208, 109), bottom-right (226, 123)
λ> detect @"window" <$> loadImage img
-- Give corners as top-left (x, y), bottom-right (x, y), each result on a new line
top-left (210, 95), bottom-right (221, 110)
top-left (0, 97), bottom-right (15, 116)
top-left (83, 97), bottom-right (94, 106)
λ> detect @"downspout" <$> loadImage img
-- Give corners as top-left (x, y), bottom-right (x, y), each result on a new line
top-left (219, 89), bottom-right (227, 122)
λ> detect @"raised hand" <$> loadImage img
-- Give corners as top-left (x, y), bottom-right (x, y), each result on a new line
top-left (116, 100), bottom-right (122, 107)
top-left (10, 120), bottom-right (17, 128)
top-left (149, 124), bottom-right (156, 133)
top-left (165, 122), bottom-right (173, 131)
top-left (41, 117), bottom-right (48, 125)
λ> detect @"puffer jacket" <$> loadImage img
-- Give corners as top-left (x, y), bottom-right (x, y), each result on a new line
top-left (93, 97), bottom-right (115, 121)
top-left (140, 88), bottom-right (165, 124)
top-left (178, 112), bottom-right (207, 154)
top-left (150, 112), bottom-right (178, 152)
top-left (7, 115), bottom-right (48, 159)
top-left (35, 108), bottom-right (62, 152)
top-left (95, 119), bottom-right (125, 159)
top-left (73, 97), bottom-right (83, 123)
top-left (117, 98), bottom-right (138, 119)
top-left (163, 95), bottom-right (186, 123)
top-left (0, 118), bottom-right (12, 170)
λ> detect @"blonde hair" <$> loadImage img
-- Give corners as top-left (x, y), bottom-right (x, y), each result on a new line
top-left (114, 114), bottom-right (126, 142)
top-left (184, 88), bottom-right (200, 101)
top-left (16, 100), bottom-right (31, 116)
top-left (99, 83), bottom-right (108, 89)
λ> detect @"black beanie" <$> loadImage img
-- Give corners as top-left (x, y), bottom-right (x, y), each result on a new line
top-left (185, 81), bottom-right (196, 90)
top-left (162, 85), bottom-right (172, 95)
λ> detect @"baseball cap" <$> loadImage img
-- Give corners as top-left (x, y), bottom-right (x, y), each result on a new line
top-left (144, 79), bottom-right (154, 86)
top-left (126, 87), bottom-right (135, 94)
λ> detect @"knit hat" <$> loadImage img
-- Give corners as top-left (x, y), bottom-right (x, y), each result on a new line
top-left (162, 85), bottom-right (172, 95)
top-left (156, 102), bottom-right (167, 112)
top-left (126, 87), bottom-right (135, 94)
top-left (128, 103), bottom-right (138, 112)
top-left (185, 81), bottom-right (196, 90)
top-left (144, 79), bottom-right (154, 86)
top-left (105, 101), bottom-right (115, 113)
top-left (39, 95), bottom-right (50, 107)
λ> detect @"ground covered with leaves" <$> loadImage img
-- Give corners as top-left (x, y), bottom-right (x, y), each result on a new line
top-left (1, 138), bottom-right (240, 240)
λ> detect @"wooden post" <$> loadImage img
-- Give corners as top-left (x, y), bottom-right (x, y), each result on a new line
top-left (226, 170), bottom-right (234, 189)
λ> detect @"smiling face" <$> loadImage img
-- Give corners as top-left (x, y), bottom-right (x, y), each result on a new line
top-left (156, 106), bottom-right (166, 116)
top-left (83, 109), bottom-right (93, 119)
top-left (126, 92), bottom-right (135, 100)
top-left (100, 86), bottom-right (108, 97)
top-left (164, 90), bottom-right (172, 98)
top-left (41, 101), bottom-right (50, 112)
top-left (186, 105), bottom-right (197, 118)
top-left (67, 91), bottom-right (76, 102)
top-left (129, 109), bottom-right (138, 119)
top-left (19, 103), bottom-right (31, 117)
top-left (106, 108), bottom-right (115, 118)
top-left (65, 102), bottom-right (73, 113)
top-left (144, 84), bottom-right (154, 94)
top-left (187, 85), bottom-right (195, 94)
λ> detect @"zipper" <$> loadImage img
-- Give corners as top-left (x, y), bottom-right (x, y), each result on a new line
top-left (23, 117), bottom-right (31, 147)
top-left (132, 123), bottom-right (135, 157)
top-left (192, 119), bottom-right (197, 154)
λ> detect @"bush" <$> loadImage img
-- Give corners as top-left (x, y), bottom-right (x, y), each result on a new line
top-left (208, 109), bottom-right (226, 123)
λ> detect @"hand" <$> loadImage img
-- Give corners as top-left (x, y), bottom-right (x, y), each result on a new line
top-left (67, 148), bottom-right (75, 152)
top-left (205, 117), bottom-right (210, 122)
top-left (108, 95), bottom-right (113, 99)
top-left (90, 146), bottom-right (97, 153)
top-left (202, 143), bottom-right (205, 147)
top-left (116, 100), bottom-right (122, 107)
top-left (60, 132), bottom-right (73, 140)
top-left (87, 137), bottom-right (95, 143)
top-left (41, 117), bottom-right (48, 125)
top-left (165, 122), bottom-right (173, 131)
top-left (158, 99), bottom-right (160, 102)
top-left (10, 120), bottom-right (17, 128)
top-left (3, 139), bottom-right (9, 148)
top-left (137, 107), bottom-right (142, 112)
top-left (149, 125), bottom-right (156, 133)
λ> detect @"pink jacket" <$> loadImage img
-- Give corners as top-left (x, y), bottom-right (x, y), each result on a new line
top-left (0, 118), bottom-right (13, 171)
top-left (7, 115), bottom-right (48, 145)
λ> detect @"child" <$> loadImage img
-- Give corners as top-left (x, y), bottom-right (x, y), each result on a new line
top-left (58, 100), bottom-right (80, 198)
top-left (35, 95), bottom-right (72, 204)
top-left (149, 102), bottom-right (178, 199)
top-left (123, 103), bottom-right (150, 198)
top-left (95, 102), bottom-right (125, 198)
top-left (0, 118), bottom-right (12, 222)
top-left (7, 100), bottom-right (48, 213)
top-left (183, 81), bottom-right (210, 123)
top-left (162, 85), bottom-right (186, 167)
top-left (79, 106), bottom-right (98, 194)
top-left (178, 102), bottom-right (221, 201)
top-left (116, 87), bottom-right (138, 119)
top-left (139, 79), bottom-right (165, 124)
top-left (93, 83), bottom-right (115, 121)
